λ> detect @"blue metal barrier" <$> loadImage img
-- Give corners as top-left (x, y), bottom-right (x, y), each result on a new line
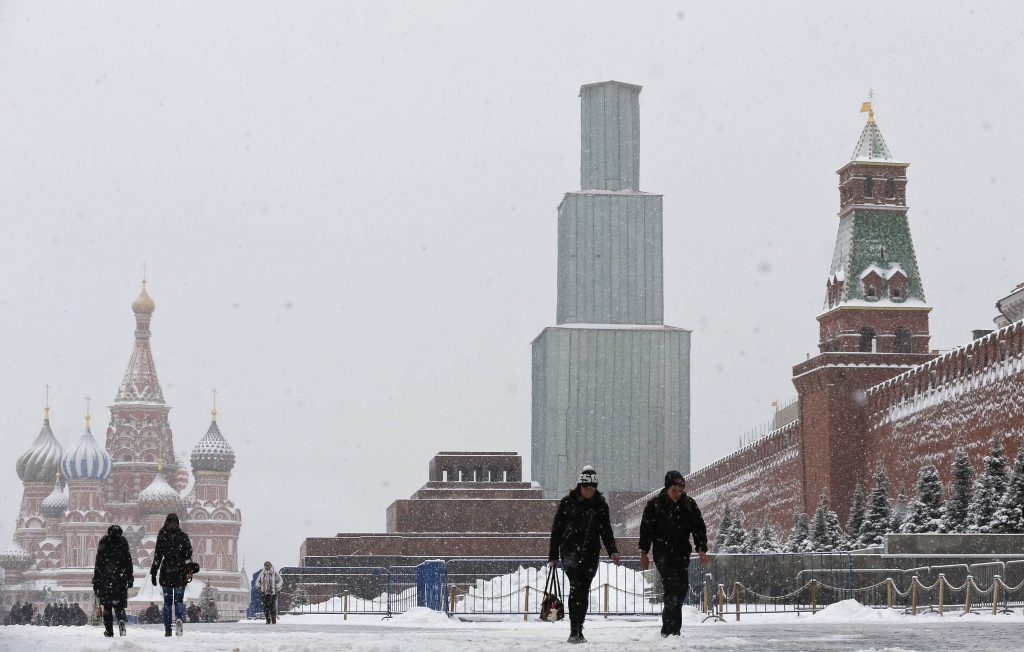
top-left (416, 560), bottom-right (448, 611)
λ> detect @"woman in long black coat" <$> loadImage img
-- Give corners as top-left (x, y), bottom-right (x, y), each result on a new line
top-left (150, 513), bottom-right (193, 637)
top-left (92, 524), bottom-right (134, 637)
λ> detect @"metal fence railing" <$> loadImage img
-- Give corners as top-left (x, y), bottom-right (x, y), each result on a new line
top-left (275, 555), bottom-right (1024, 621)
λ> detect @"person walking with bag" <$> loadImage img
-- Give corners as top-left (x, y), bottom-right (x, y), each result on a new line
top-left (93, 524), bottom-right (134, 637)
top-left (548, 465), bottom-right (620, 644)
top-left (150, 513), bottom-right (193, 637)
top-left (638, 470), bottom-right (709, 637)
top-left (257, 561), bottom-right (284, 624)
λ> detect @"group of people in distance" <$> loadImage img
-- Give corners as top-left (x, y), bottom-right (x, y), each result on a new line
top-left (92, 512), bottom-right (194, 638)
top-left (548, 466), bottom-right (708, 644)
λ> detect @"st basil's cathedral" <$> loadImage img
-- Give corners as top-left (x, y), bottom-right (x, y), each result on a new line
top-left (0, 283), bottom-right (248, 615)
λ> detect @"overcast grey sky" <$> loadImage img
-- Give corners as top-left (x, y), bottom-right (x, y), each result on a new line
top-left (2, 2), bottom-right (1021, 567)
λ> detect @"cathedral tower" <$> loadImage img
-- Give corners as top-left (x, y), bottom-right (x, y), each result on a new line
top-left (793, 102), bottom-right (936, 518)
top-left (532, 82), bottom-right (691, 501)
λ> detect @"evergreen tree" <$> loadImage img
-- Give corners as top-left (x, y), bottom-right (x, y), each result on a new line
top-left (942, 445), bottom-right (974, 533)
top-left (967, 434), bottom-right (1010, 533)
top-left (900, 464), bottom-right (944, 533)
top-left (290, 583), bottom-right (310, 611)
top-left (891, 481), bottom-right (909, 533)
top-left (992, 446), bottom-right (1024, 534)
top-left (858, 466), bottom-right (892, 547)
top-left (758, 520), bottom-right (782, 553)
top-left (743, 522), bottom-right (762, 553)
top-left (714, 505), bottom-right (734, 551)
top-left (784, 513), bottom-right (810, 553)
top-left (845, 482), bottom-right (866, 547)
top-left (809, 490), bottom-right (846, 551)
top-left (723, 512), bottom-right (748, 552)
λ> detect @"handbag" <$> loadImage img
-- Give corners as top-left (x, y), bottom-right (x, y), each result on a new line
top-left (184, 559), bottom-right (201, 583)
top-left (539, 566), bottom-right (565, 622)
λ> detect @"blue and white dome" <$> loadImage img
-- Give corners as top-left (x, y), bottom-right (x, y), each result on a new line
top-left (61, 421), bottom-right (112, 481)
top-left (40, 474), bottom-right (68, 518)
top-left (16, 415), bottom-right (64, 483)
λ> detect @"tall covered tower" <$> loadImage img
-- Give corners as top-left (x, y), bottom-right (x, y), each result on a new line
top-left (104, 282), bottom-right (180, 522)
top-left (793, 102), bottom-right (936, 518)
top-left (532, 82), bottom-right (691, 503)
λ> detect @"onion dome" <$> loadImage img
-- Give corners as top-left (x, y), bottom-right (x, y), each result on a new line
top-left (132, 280), bottom-right (156, 315)
top-left (170, 454), bottom-right (191, 492)
top-left (40, 474), bottom-right (68, 519)
top-left (138, 471), bottom-right (181, 515)
top-left (0, 542), bottom-right (34, 571)
top-left (16, 408), bottom-right (64, 483)
top-left (191, 414), bottom-right (236, 473)
top-left (60, 416), bottom-right (112, 481)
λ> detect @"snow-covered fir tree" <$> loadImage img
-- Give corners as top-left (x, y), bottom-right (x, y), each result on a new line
top-left (714, 505), bottom-right (735, 551)
top-left (784, 513), bottom-right (810, 553)
top-left (858, 466), bottom-right (892, 547)
top-left (844, 482), bottom-right (866, 549)
top-left (900, 464), bottom-right (944, 533)
top-left (967, 433), bottom-right (1010, 533)
top-left (290, 583), bottom-right (310, 611)
top-left (722, 511), bottom-right (748, 552)
top-left (941, 444), bottom-right (974, 533)
top-left (809, 490), bottom-right (845, 551)
top-left (992, 445), bottom-right (1024, 534)
top-left (757, 519), bottom-right (782, 553)
top-left (743, 523), bottom-right (761, 553)
top-left (891, 481), bottom-right (909, 533)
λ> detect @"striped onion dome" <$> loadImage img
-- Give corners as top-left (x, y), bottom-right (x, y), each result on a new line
top-left (138, 472), bottom-right (180, 515)
top-left (190, 419), bottom-right (235, 473)
top-left (0, 542), bottom-right (33, 570)
top-left (40, 474), bottom-right (68, 518)
top-left (16, 414), bottom-right (64, 483)
top-left (60, 420), bottom-right (112, 481)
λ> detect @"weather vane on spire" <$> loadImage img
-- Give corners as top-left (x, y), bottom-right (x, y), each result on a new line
top-left (212, 388), bottom-right (218, 420)
top-left (860, 88), bottom-right (875, 124)
top-left (85, 395), bottom-right (92, 426)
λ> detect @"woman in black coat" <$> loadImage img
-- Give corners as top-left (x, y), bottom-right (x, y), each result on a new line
top-left (548, 466), bottom-right (620, 644)
top-left (92, 524), bottom-right (134, 637)
top-left (150, 513), bottom-right (193, 637)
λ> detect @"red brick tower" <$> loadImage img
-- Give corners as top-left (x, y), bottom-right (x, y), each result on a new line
top-left (792, 101), bottom-right (936, 519)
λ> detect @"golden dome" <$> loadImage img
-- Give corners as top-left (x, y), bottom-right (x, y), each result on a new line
top-left (132, 281), bottom-right (156, 315)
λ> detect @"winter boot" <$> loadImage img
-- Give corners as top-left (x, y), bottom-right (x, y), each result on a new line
top-left (103, 630), bottom-right (114, 638)
top-left (118, 619), bottom-right (126, 636)
top-left (175, 618), bottom-right (183, 637)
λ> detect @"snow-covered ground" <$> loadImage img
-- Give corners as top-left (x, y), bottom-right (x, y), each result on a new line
top-left (2, 601), bottom-right (1023, 651)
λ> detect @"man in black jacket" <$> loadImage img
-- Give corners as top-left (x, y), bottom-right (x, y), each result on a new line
top-left (548, 465), bottom-right (620, 644)
top-left (638, 470), bottom-right (709, 637)
top-left (93, 524), bottom-right (134, 637)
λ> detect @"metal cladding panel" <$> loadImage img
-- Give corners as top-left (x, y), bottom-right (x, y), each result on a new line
top-left (580, 82), bottom-right (641, 191)
top-left (531, 326), bottom-right (691, 498)
top-left (556, 193), bottom-right (664, 325)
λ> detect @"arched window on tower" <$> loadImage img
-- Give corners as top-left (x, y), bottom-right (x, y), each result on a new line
top-left (894, 327), bottom-right (913, 353)
top-left (859, 327), bottom-right (877, 352)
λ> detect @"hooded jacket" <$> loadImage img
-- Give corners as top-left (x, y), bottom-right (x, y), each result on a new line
top-left (548, 488), bottom-right (618, 566)
top-left (257, 565), bottom-right (284, 595)
top-left (151, 526), bottom-right (193, 588)
top-left (93, 525), bottom-right (134, 605)
top-left (638, 488), bottom-right (708, 564)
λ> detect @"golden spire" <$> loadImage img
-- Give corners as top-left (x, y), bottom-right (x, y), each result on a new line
top-left (84, 396), bottom-right (91, 428)
top-left (860, 88), bottom-right (875, 124)
top-left (44, 384), bottom-right (50, 421)
top-left (211, 388), bottom-right (218, 421)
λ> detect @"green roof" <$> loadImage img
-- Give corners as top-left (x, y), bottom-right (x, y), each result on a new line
top-left (828, 209), bottom-right (926, 305)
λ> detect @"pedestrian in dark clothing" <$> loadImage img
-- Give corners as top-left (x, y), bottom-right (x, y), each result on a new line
top-left (70, 603), bottom-right (88, 626)
top-left (256, 561), bottom-right (283, 624)
top-left (186, 601), bottom-right (200, 623)
top-left (150, 513), bottom-right (193, 637)
top-left (639, 470), bottom-right (709, 637)
top-left (548, 465), bottom-right (620, 644)
top-left (93, 524), bottom-right (134, 637)
top-left (8, 602), bottom-right (20, 625)
top-left (21, 602), bottom-right (34, 626)
top-left (142, 602), bottom-right (161, 624)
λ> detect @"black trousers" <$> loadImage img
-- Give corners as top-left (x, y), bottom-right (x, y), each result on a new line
top-left (562, 554), bottom-right (598, 635)
top-left (101, 604), bottom-right (126, 634)
top-left (657, 558), bottom-right (690, 636)
top-left (262, 593), bottom-right (277, 623)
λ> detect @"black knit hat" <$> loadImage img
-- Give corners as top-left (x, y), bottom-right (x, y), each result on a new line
top-left (578, 465), bottom-right (598, 487)
top-left (664, 470), bottom-right (686, 488)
